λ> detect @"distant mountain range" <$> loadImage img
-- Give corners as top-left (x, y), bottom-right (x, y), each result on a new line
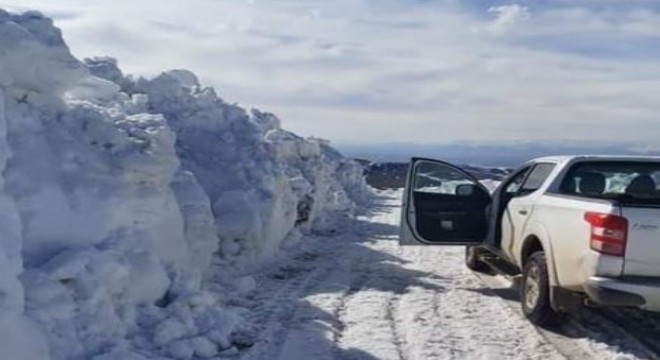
top-left (356, 160), bottom-right (511, 189)
top-left (341, 142), bottom-right (660, 168)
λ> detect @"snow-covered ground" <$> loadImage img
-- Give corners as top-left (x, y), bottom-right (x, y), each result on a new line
top-left (236, 190), bottom-right (659, 360)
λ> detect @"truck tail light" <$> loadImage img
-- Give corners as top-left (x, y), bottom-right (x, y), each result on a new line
top-left (584, 212), bottom-right (628, 257)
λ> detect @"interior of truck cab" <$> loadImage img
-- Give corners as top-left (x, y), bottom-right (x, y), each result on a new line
top-left (407, 159), bottom-right (491, 244)
top-left (558, 162), bottom-right (660, 203)
top-left (486, 166), bottom-right (531, 248)
top-left (626, 175), bottom-right (657, 196)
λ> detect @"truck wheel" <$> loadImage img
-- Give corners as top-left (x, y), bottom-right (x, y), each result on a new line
top-left (521, 251), bottom-right (565, 327)
top-left (465, 246), bottom-right (490, 273)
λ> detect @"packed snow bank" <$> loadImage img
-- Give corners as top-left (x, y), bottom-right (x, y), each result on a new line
top-left (126, 69), bottom-right (369, 267)
top-left (0, 9), bottom-right (369, 360)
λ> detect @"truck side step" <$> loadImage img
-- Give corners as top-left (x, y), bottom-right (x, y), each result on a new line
top-left (480, 255), bottom-right (521, 276)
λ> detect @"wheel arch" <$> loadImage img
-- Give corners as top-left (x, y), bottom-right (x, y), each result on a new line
top-left (519, 223), bottom-right (559, 288)
top-left (521, 235), bottom-right (544, 266)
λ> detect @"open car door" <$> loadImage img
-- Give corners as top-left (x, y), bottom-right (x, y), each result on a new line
top-left (400, 158), bottom-right (492, 245)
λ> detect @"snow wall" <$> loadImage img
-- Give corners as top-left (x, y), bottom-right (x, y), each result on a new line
top-left (0, 10), bottom-right (370, 360)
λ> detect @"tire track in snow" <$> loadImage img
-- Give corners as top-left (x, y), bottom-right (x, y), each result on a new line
top-left (475, 272), bottom-right (593, 360)
top-left (371, 239), bottom-right (562, 360)
top-left (579, 308), bottom-right (660, 359)
top-left (386, 294), bottom-right (406, 360)
top-left (241, 224), bottom-right (386, 360)
top-left (238, 191), bottom-right (659, 360)
top-left (332, 232), bottom-right (562, 359)
top-left (273, 268), bottom-right (361, 360)
top-left (332, 234), bottom-right (408, 360)
top-left (333, 244), bottom-right (411, 359)
top-left (335, 274), bottom-right (369, 346)
top-left (336, 284), bottom-right (404, 359)
top-left (239, 241), bottom-right (354, 359)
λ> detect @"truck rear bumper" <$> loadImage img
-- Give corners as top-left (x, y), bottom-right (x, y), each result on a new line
top-left (584, 276), bottom-right (660, 310)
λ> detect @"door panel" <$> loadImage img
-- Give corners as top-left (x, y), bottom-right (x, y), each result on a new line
top-left (501, 163), bottom-right (557, 258)
top-left (503, 199), bottom-right (532, 257)
top-left (400, 158), bottom-right (491, 245)
top-left (489, 166), bottom-right (532, 252)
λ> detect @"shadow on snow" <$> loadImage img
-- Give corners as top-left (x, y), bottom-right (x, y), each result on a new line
top-left (462, 276), bottom-right (660, 359)
top-left (236, 193), bottom-right (443, 359)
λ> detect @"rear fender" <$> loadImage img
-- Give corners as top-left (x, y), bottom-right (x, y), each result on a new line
top-left (522, 222), bottom-right (581, 312)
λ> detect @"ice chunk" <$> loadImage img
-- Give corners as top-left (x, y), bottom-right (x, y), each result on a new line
top-left (190, 336), bottom-right (218, 358)
top-left (84, 57), bottom-right (125, 86)
top-left (166, 339), bottom-right (195, 360)
top-left (0, 12), bottom-right (85, 94)
top-left (164, 70), bottom-right (200, 88)
top-left (154, 318), bottom-right (188, 346)
top-left (0, 313), bottom-right (49, 360)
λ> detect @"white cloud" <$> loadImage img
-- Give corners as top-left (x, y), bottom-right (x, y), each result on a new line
top-left (484, 4), bottom-right (531, 36)
top-left (1, 0), bottom-right (660, 146)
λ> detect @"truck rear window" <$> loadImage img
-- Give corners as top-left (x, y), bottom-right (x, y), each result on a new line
top-left (560, 161), bottom-right (660, 205)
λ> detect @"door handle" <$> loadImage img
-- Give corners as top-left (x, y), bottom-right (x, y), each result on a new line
top-left (518, 209), bottom-right (529, 216)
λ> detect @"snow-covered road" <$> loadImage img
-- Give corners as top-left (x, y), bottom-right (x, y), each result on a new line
top-left (236, 191), bottom-right (658, 360)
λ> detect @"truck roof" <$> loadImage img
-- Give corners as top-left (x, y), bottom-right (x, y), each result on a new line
top-left (530, 155), bottom-right (660, 165)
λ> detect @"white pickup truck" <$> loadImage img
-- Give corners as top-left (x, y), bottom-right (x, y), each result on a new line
top-left (400, 156), bottom-right (660, 327)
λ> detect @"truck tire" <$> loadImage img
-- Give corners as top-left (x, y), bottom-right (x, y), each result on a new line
top-left (465, 246), bottom-right (490, 273)
top-left (521, 251), bottom-right (565, 327)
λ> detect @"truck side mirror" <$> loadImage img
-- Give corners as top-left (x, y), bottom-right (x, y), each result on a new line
top-left (456, 183), bottom-right (475, 196)
top-left (457, 183), bottom-right (490, 200)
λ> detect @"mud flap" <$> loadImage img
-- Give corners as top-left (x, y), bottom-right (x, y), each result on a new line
top-left (550, 286), bottom-right (583, 313)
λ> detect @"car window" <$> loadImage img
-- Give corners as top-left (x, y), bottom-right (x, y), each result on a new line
top-left (561, 161), bottom-right (660, 204)
top-left (413, 160), bottom-right (477, 195)
top-left (504, 167), bottom-right (531, 194)
top-left (520, 163), bottom-right (556, 193)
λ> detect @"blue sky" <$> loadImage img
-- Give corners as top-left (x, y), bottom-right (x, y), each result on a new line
top-left (2, 0), bottom-right (660, 147)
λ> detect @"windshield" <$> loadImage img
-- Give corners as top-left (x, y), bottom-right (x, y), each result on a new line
top-left (561, 161), bottom-right (660, 204)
